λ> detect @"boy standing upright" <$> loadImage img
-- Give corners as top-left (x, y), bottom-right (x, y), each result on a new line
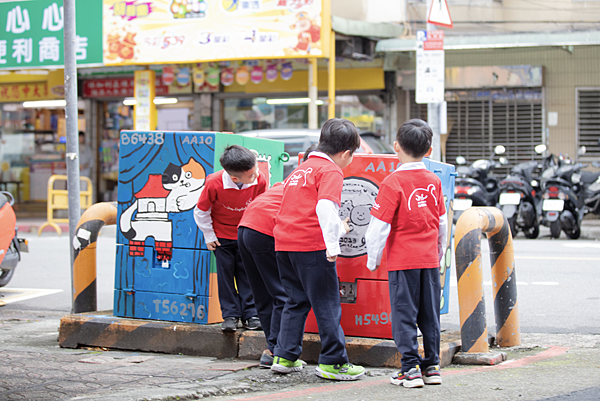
top-left (272, 118), bottom-right (365, 381)
top-left (194, 145), bottom-right (266, 332)
top-left (365, 119), bottom-right (448, 388)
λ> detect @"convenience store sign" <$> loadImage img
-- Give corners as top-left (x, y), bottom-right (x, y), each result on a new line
top-left (0, 0), bottom-right (103, 69)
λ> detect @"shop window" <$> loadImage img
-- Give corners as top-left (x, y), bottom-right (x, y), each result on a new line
top-left (0, 103), bottom-right (86, 202)
top-left (576, 89), bottom-right (600, 159)
top-left (223, 94), bottom-right (384, 133)
top-left (100, 101), bottom-right (133, 201)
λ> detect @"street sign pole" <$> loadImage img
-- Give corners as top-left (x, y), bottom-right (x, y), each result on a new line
top-left (64, 0), bottom-right (81, 313)
top-left (427, 14), bottom-right (441, 161)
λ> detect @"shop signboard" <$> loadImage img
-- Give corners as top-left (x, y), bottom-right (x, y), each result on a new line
top-left (82, 76), bottom-right (192, 98)
top-left (0, 0), bottom-right (103, 69)
top-left (102, 0), bottom-right (331, 65)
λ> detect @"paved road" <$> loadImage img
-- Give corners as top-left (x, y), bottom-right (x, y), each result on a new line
top-left (3, 228), bottom-right (599, 335)
top-left (1, 228), bottom-right (599, 400)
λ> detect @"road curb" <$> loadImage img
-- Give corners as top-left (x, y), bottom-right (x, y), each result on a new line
top-left (59, 311), bottom-right (462, 368)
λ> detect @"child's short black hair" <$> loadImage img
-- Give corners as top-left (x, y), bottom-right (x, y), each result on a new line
top-left (302, 144), bottom-right (318, 162)
top-left (220, 145), bottom-right (257, 174)
top-left (397, 119), bottom-right (433, 158)
top-left (317, 118), bottom-right (361, 156)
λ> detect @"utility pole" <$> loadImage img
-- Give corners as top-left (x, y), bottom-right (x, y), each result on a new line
top-left (63, 0), bottom-right (81, 313)
top-left (427, 0), bottom-right (441, 161)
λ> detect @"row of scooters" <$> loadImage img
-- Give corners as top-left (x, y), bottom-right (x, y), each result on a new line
top-left (453, 142), bottom-right (600, 239)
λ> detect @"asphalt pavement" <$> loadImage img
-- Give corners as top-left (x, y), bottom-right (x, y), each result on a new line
top-left (1, 309), bottom-right (600, 401)
top-left (0, 218), bottom-right (599, 400)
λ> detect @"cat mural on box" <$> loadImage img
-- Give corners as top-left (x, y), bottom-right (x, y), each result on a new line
top-left (120, 158), bottom-right (206, 261)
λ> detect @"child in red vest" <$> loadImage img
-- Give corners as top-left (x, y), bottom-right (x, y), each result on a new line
top-left (272, 119), bottom-right (365, 381)
top-left (365, 119), bottom-right (448, 388)
top-left (237, 146), bottom-right (317, 369)
top-left (194, 145), bottom-right (267, 332)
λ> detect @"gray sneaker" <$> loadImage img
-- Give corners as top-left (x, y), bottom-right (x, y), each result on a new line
top-left (423, 365), bottom-right (442, 385)
top-left (221, 317), bottom-right (239, 332)
top-left (260, 350), bottom-right (274, 369)
top-left (390, 365), bottom-right (424, 388)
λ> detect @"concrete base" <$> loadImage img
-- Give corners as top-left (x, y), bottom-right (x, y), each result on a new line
top-left (59, 311), bottom-right (462, 369)
top-left (453, 351), bottom-right (508, 365)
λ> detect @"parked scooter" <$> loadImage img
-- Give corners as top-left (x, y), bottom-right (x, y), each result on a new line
top-left (540, 149), bottom-right (587, 239)
top-left (453, 145), bottom-right (508, 223)
top-left (498, 145), bottom-right (553, 239)
top-left (0, 191), bottom-right (28, 287)
top-left (581, 163), bottom-right (600, 215)
top-left (580, 138), bottom-right (600, 215)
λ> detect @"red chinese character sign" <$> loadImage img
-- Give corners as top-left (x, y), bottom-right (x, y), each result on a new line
top-left (103, 0), bottom-right (331, 65)
top-left (416, 30), bottom-right (445, 104)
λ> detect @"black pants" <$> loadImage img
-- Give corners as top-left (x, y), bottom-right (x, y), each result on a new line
top-left (274, 250), bottom-right (348, 365)
top-left (213, 238), bottom-right (257, 320)
top-left (389, 268), bottom-right (441, 372)
top-left (238, 226), bottom-right (287, 352)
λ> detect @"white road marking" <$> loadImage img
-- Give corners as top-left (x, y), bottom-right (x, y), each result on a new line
top-left (0, 288), bottom-right (63, 306)
top-left (562, 243), bottom-right (600, 249)
top-left (516, 256), bottom-right (600, 261)
top-left (450, 281), bottom-right (535, 287)
top-left (531, 282), bottom-right (559, 286)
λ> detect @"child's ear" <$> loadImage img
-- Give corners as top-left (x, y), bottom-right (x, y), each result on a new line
top-left (424, 147), bottom-right (433, 157)
top-left (393, 141), bottom-right (401, 153)
top-left (230, 174), bottom-right (240, 183)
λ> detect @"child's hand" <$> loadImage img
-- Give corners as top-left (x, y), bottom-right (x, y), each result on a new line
top-left (207, 240), bottom-right (221, 251)
top-left (342, 217), bottom-right (351, 234)
top-left (326, 250), bottom-right (337, 262)
top-left (367, 264), bottom-right (380, 272)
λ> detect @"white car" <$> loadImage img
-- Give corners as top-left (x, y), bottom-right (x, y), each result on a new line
top-left (237, 129), bottom-right (393, 178)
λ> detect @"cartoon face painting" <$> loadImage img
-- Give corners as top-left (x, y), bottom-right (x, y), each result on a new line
top-left (120, 158), bottom-right (206, 262)
top-left (338, 177), bottom-right (379, 257)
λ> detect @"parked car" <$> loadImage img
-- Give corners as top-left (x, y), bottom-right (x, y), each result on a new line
top-left (237, 129), bottom-right (394, 178)
top-left (359, 132), bottom-right (395, 154)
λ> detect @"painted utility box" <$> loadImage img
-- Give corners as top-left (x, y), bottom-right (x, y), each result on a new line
top-left (114, 131), bottom-right (285, 324)
top-left (304, 154), bottom-right (456, 339)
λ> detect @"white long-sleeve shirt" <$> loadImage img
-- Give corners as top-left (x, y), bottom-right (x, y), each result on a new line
top-left (316, 198), bottom-right (347, 257)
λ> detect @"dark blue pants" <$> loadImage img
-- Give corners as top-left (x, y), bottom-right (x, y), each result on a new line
top-left (238, 226), bottom-right (287, 353)
top-left (389, 268), bottom-right (441, 372)
top-left (213, 238), bottom-right (257, 320)
top-left (274, 250), bottom-right (348, 365)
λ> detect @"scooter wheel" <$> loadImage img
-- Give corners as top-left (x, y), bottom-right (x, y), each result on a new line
top-left (0, 269), bottom-right (15, 287)
top-left (566, 227), bottom-right (581, 240)
top-left (523, 219), bottom-right (540, 239)
top-left (550, 221), bottom-right (561, 239)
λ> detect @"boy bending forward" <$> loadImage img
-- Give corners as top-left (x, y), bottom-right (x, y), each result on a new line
top-left (272, 118), bottom-right (365, 381)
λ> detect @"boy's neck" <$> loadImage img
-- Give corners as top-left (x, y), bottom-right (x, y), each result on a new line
top-left (398, 155), bottom-right (424, 164)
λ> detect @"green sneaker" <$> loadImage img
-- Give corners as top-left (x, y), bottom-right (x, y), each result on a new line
top-left (316, 363), bottom-right (365, 381)
top-left (271, 356), bottom-right (303, 374)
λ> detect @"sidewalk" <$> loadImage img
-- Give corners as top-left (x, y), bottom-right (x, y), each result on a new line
top-left (2, 309), bottom-right (600, 401)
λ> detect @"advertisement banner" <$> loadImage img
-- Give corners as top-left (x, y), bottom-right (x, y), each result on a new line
top-left (103, 0), bottom-right (330, 65)
top-left (0, 0), bottom-right (103, 69)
